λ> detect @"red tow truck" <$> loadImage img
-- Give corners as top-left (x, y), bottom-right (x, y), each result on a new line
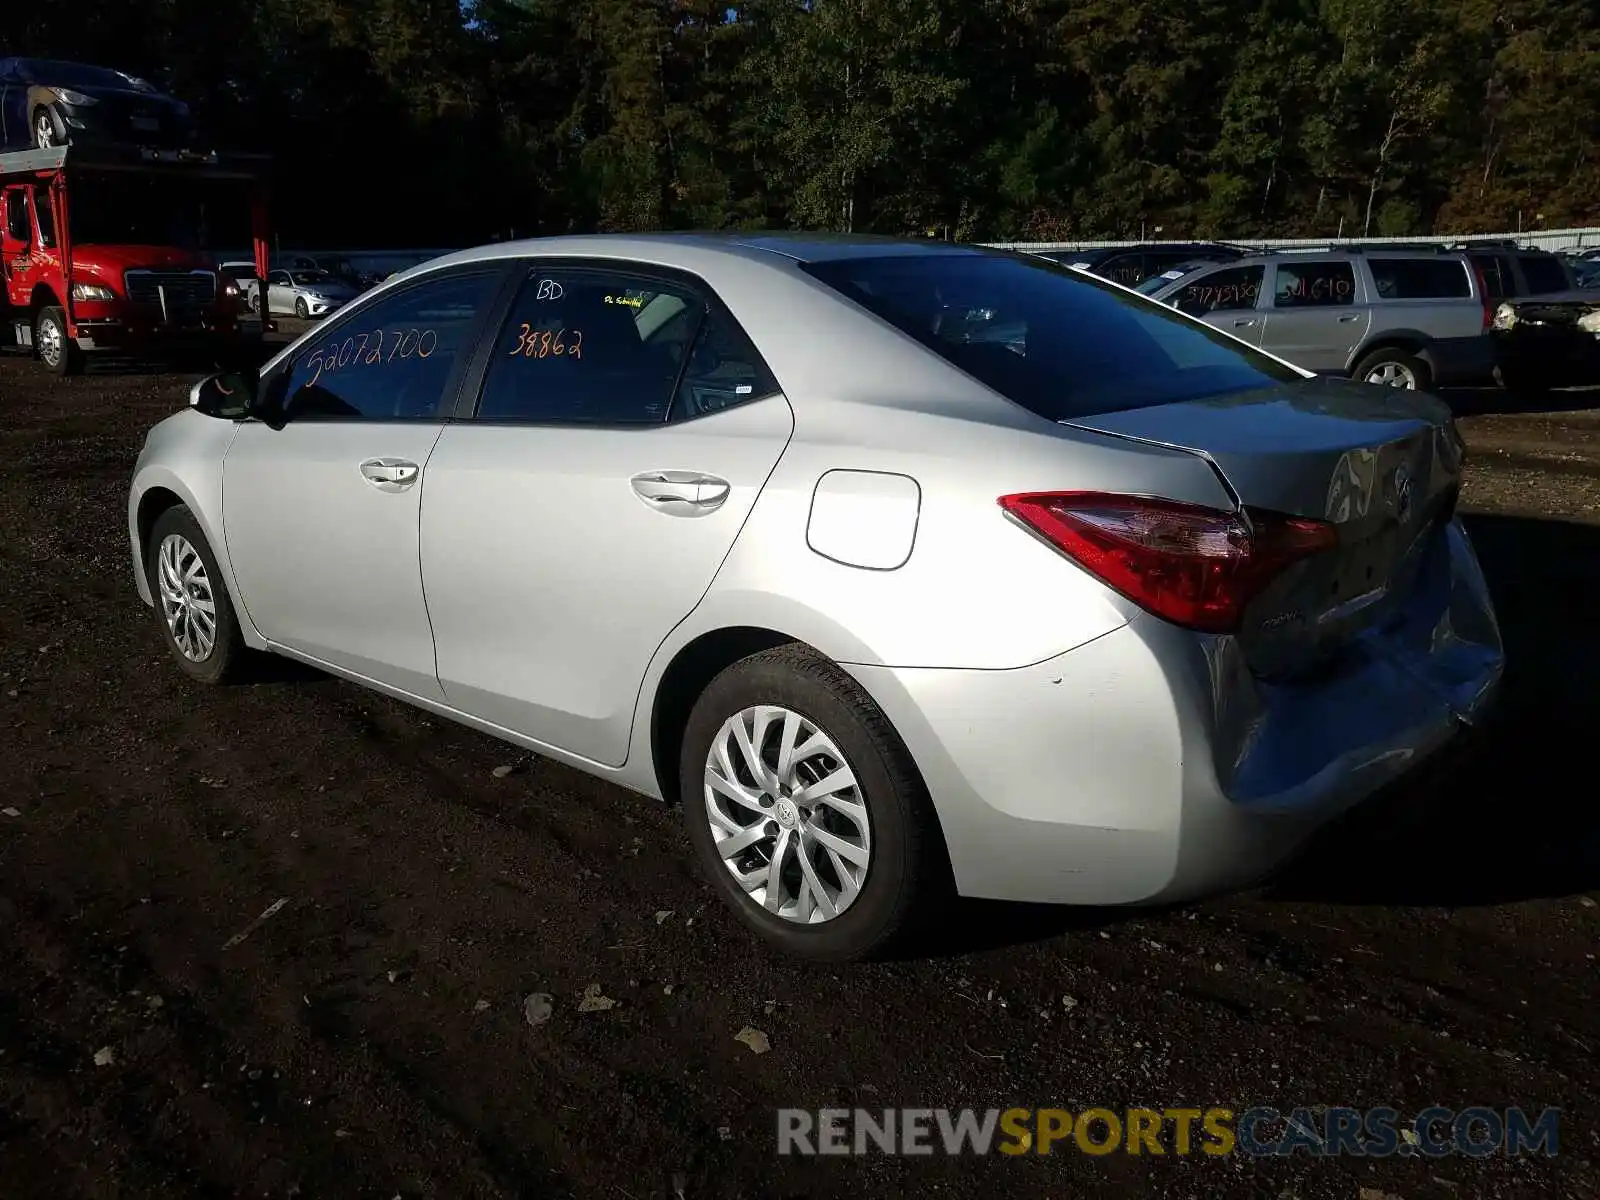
top-left (1, 144), bottom-right (270, 374)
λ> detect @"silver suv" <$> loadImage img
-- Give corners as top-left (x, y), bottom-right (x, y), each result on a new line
top-left (1144, 248), bottom-right (1496, 390)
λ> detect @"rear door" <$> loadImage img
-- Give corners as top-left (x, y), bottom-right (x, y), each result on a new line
top-left (1364, 255), bottom-right (1481, 340)
top-left (419, 262), bottom-right (794, 767)
top-left (1168, 263), bottom-right (1267, 345)
top-left (1259, 258), bottom-right (1370, 373)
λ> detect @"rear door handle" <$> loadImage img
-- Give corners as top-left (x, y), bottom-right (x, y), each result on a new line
top-left (359, 458), bottom-right (420, 491)
top-left (1337, 313), bottom-right (1361, 322)
top-left (1232, 318), bottom-right (1257, 327)
top-left (630, 471), bottom-right (730, 516)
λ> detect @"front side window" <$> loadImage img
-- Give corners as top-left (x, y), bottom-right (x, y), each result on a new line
top-left (3, 191), bottom-right (27, 242)
top-left (473, 268), bottom-right (779, 425)
top-left (1173, 265), bottom-right (1264, 315)
top-left (279, 270), bottom-right (499, 421)
top-left (32, 188), bottom-right (54, 248)
top-left (1272, 260), bottom-right (1358, 308)
top-left (801, 251), bottom-right (1302, 421)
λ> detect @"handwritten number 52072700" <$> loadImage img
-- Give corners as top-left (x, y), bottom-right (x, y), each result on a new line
top-left (509, 324), bottom-right (583, 360)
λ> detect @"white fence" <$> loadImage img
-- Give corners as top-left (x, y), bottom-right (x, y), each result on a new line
top-left (986, 228), bottom-right (1600, 254)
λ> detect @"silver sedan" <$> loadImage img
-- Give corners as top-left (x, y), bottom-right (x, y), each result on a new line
top-left (127, 234), bottom-right (1503, 960)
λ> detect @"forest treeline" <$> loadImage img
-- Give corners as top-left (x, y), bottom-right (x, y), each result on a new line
top-left (12, 0), bottom-right (1600, 245)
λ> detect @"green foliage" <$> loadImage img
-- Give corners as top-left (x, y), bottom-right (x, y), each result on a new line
top-left (15, 0), bottom-right (1600, 242)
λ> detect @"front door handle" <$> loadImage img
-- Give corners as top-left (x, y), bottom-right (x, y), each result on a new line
top-left (1232, 318), bottom-right (1257, 327)
top-left (630, 471), bottom-right (731, 517)
top-left (1337, 313), bottom-right (1361, 322)
top-left (359, 458), bottom-right (420, 492)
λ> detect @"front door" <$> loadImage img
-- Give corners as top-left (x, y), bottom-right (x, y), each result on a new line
top-left (420, 264), bottom-right (794, 766)
top-left (1259, 259), bottom-right (1371, 374)
top-left (2, 185), bottom-right (33, 308)
top-left (222, 266), bottom-right (504, 697)
top-left (1169, 263), bottom-right (1267, 346)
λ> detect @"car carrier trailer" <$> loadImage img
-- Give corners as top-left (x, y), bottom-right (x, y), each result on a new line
top-left (1, 143), bottom-right (270, 374)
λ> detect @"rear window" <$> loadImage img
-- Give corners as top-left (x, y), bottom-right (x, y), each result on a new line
top-left (801, 252), bottom-right (1302, 421)
top-left (1369, 257), bottom-right (1471, 299)
top-left (1518, 255), bottom-right (1569, 296)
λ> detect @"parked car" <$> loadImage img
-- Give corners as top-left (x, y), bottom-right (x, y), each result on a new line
top-left (129, 235), bottom-right (1501, 960)
top-left (218, 259), bottom-right (262, 309)
top-left (1560, 254), bottom-right (1600, 290)
top-left (0, 58), bottom-right (193, 152)
top-left (1035, 242), bottom-right (1247, 288)
top-left (1453, 241), bottom-right (1576, 301)
top-left (261, 267), bottom-right (359, 319)
top-left (1490, 290), bottom-right (1600, 392)
top-left (1146, 247), bottom-right (1497, 390)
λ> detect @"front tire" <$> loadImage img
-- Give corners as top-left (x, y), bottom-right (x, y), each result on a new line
top-left (294, 297), bottom-right (309, 320)
top-left (679, 645), bottom-right (943, 961)
top-left (1355, 347), bottom-right (1431, 391)
top-left (35, 306), bottom-right (80, 376)
top-left (146, 505), bottom-right (248, 685)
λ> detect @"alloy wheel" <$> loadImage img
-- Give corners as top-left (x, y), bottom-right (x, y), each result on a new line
top-left (1365, 361), bottom-right (1417, 389)
top-left (156, 533), bottom-right (218, 661)
top-left (703, 705), bottom-right (872, 924)
top-left (37, 316), bottom-right (62, 368)
top-left (35, 112), bottom-right (54, 149)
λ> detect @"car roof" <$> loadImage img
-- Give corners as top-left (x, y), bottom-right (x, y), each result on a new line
top-left (412, 232), bottom-right (1005, 277)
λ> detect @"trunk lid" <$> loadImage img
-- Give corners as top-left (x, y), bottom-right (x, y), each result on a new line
top-left (1063, 378), bottom-right (1465, 675)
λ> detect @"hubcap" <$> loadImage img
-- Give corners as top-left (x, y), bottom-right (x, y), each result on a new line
top-left (35, 114), bottom-right (54, 149)
top-left (37, 317), bottom-right (62, 367)
top-left (1365, 361), bottom-right (1416, 389)
top-left (156, 534), bottom-right (218, 661)
top-left (703, 705), bottom-right (871, 924)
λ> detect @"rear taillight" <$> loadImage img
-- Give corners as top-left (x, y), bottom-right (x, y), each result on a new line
top-left (998, 492), bottom-right (1337, 634)
top-left (1470, 262), bottom-right (1493, 330)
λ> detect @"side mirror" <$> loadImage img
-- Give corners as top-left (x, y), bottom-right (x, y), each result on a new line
top-left (189, 371), bottom-right (263, 422)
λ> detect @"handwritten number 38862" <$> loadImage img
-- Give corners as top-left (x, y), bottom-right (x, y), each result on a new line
top-left (510, 324), bottom-right (582, 360)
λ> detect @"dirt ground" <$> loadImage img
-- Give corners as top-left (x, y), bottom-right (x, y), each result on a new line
top-left (1, 344), bottom-right (1597, 1200)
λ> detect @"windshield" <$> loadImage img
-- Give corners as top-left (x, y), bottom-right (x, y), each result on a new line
top-left (1136, 270), bottom-right (1194, 295)
top-left (801, 252), bottom-right (1303, 421)
top-left (67, 174), bottom-right (250, 250)
top-left (21, 59), bottom-right (154, 91)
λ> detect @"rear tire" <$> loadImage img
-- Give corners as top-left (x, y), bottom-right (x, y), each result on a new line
top-left (1354, 347), bottom-right (1431, 391)
top-left (33, 107), bottom-right (59, 150)
top-left (35, 306), bottom-right (80, 377)
top-left (146, 505), bottom-right (248, 685)
top-left (678, 644), bottom-right (944, 961)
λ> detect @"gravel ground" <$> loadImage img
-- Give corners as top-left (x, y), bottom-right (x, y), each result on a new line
top-left (1, 352), bottom-right (1597, 1199)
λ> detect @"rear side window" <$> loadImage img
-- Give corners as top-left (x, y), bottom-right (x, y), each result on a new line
top-left (1272, 261), bottom-right (1357, 308)
top-left (1518, 255), bottom-right (1569, 296)
top-left (1173, 265), bottom-right (1264, 315)
top-left (801, 252), bottom-right (1301, 422)
top-left (473, 268), bottom-right (778, 425)
top-left (1369, 258), bottom-right (1471, 299)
